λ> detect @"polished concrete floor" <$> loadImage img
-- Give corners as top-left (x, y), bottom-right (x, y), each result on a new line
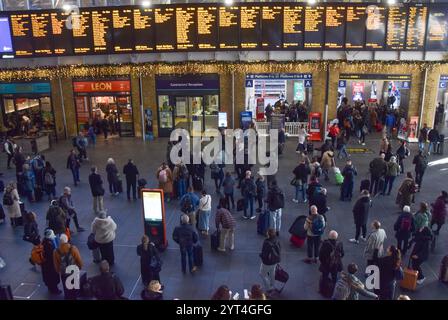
top-left (0, 131), bottom-right (447, 300)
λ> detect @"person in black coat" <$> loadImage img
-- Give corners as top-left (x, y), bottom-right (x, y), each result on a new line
top-left (172, 214), bottom-right (199, 274)
top-left (306, 176), bottom-right (323, 204)
top-left (88, 166), bottom-right (105, 214)
top-left (413, 151), bottom-right (427, 191)
top-left (349, 190), bottom-right (371, 244)
top-left (255, 175), bottom-right (266, 212)
top-left (409, 226), bottom-right (433, 284)
top-left (137, 235), bottom-right (161, 286)
top-left (319, 230), bottom-right (344, 284)
top-left (340, 160), bottom-right (357, 201)
top-left (105, 158), bottom-right (119, 196)
top-left (309, 188), bottom-right (329, 221)
top-left (375, 245), bottom-right (403, 300)
top-left (90, 260), bottom-right (125, 300)
top-left (393, 205), bottom-right (415, 256)
top-left (23, 211), bottom-right (40, 245)
top-left (123, 159), bottom-right (139, 201)
top-left (396, 141), bottom-right (409, 174)
top-left (41, 229), bottom-right (61, 294)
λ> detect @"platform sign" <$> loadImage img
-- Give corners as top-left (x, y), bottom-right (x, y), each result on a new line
top-left (141, 189), bottom-right (167, 250)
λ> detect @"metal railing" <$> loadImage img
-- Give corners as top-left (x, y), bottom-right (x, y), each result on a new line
top-left (254, 121), bottom-right (309, 137)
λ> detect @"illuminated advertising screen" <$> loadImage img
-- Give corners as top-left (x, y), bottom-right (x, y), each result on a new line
top-left (142, 190), bottom-right (163, 222)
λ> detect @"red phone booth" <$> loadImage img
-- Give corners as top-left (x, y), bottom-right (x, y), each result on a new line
top-left (308, 112), bottom-right (322, 141)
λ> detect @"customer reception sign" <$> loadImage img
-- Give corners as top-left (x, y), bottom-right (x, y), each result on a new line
top-left (156, 74), bottom-right (219, 91)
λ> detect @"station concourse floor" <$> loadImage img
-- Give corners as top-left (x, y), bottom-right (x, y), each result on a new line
top-left (0, 132), bottom-right (447, 300)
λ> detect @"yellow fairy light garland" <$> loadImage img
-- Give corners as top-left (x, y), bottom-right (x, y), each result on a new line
top-left (0, 60), bottom-right (446, 82)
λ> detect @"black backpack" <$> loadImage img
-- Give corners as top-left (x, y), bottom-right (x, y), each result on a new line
top-left (181, 195), bottom-right (193, 213)
top-left (3, 191), bottom-right (13, 206)
top-left (269, 189), bottom-right (285, 210)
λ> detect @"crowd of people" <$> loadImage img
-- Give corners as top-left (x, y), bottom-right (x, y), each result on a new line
top-left (0, 100), bottom-right (447, 301)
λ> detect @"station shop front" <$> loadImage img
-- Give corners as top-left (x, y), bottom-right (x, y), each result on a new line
top-left (73, 79), bottom-right (134, 137)
top-left (435, 75), bottom-right (448, 134)
top-left (0, 81), bottom-right (55, 138)
top-left (244, 73), bottom-right (313, 121)
top-left (155, 74), bottom-right (220, 137)
top-left (337, 74), bottom-right (411, 118)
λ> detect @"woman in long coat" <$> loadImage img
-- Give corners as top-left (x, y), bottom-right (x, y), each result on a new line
top-left (106, 158), bottom-right (119, 195)
top-left (41, 229), bottom-right (61, 294)
top-left (396, 172), bottom-right (416, 209)
top-left (3, 182), bottom-right (21, 226)
top-left (156, 162), bottom-right (173, 201)
top-left (137, 235), bottom-right (161, 287)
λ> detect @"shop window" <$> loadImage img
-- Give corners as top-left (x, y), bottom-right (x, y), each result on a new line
top-left (40, 97), bottom-right (55, 132)
top-left (204, 94), bottom-right (219, 130)
top-left (158, 95), bottom-right (173, 129)
top-left (3, 98), bottom-right (14, 114)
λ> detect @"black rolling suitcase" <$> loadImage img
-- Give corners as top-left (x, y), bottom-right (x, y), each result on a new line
top-left (193, 244), bottom-right (203, 267)
top-left (34, 186), bottom-right (43, 202)
top-left (360, 179), bottom-right (370, 192)
top-left (192, 175), bottom-right (203, 191)
top-left (210, 230), bottom-right (220, 251)
top-left (137, 178), bottom-right (147, 198)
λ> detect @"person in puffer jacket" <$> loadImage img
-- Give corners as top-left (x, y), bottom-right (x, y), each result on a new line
top-left (91, 211), bottom-right (117, 266)
top-left (332, 263), bottom-right (378, 300)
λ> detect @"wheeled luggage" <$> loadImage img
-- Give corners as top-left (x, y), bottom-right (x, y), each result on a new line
top-left (360, 179), bottom-right (370, 192)
top-left (193, 244), bottom-right (203, 267)
top-left (275, 264), bottom-right (289, 292)
top-left (237, 199), bottom-right (244, 212)
top-left (290, 234), bottom-right (306, 248)
top-left (210, 230), bottom-right (220, 251)
top-left (319, 276), bottom-right (335, 298)
top-left (400, 259), bottom-right (418, 291)
top-left (257, 210), bottom-right (270, 236)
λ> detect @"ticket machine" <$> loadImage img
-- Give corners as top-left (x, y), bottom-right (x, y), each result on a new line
top-left (141, 189), bottom-right (167, 251)
top-left (308, 112), bottom-right (322, 141)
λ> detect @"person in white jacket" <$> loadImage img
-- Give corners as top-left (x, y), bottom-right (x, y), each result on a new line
top-left (91, 211), bottom-right (117, 266)
top-left (364, 220), bottom-right (387, 267)
top-left (296, 125), bottom-right (309, 156)
top-left (198, 190), bottom-right (212, 235)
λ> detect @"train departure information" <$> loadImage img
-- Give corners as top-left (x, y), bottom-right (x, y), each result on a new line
top-left (197, 6), bottom-right (218, 49)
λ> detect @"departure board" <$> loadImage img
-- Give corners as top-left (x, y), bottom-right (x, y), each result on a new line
top-left (304, 6), bottom-right (325, 49)
top-left (426, 5), bottom-right (448, 51)
top-left (406, 5), bottom-right (427, 50)
top-left (155, 7), bottom-right (176, 51)
top-left (197, 6), bottom-right (218, 50)
top-left (50, 11), bottom-right (73, 55)
top-left (133, 8), bottom-right (154, 52)
top-left (261, 5), bottom-right (282, 49)
top-left (72, 10), bottom-right (93, 54)
top-left (365, 5), bottom-right (386, 50)
top-left (91, 9), bottom-right (113, 54)
top-left (0, 16), bottom-right (13, 53)
top-left (386, 6), bottom-right (407, 50)
top-left (283, 5), bottom-right (304, 49)
top-left (10, 13), bottom-right (33, 56)
top-left (345, 5), bottom-right (366, 49)
top-left (219, 6), bottom-right (239, 49)
top-left (30, 12), bottom-right (53, 56)
top-left (325, 6), bottom-right (346, 49)
top-left (240, 6), bottom-right (261, 49)
top-left (176, 7), bottom-right (197, 50)
top-left (112, 8), bottom-right (134, 53)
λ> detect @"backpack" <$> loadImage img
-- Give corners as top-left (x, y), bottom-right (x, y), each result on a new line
top-left (329, 242), bottom-right (343, 268)
top-left (210, 163), bottom-right (220, 175)
top-left (269, 189), bottom-right (285, 210)
top-left (332, 276), bottom-right (351, 300)
top-left (181, 195), bottom-right (193, 213)
top-left (261, 241), bottom-right (280, 265)
top-left (311, 215), bottom-right (325, 236)
top-left (158, 169), bottom-right (168, 183)
top-left (3, 191), bottom-right (13, 206)
top-left (313, 186), bottom-right (322, 197)
top-left (72, 137), bottom-right (78, 147)
top-left (178, 165), bottom-right (188, 179)
top-left (30, 244), bottom-right (45, 265)
top-left (44, 171), bottom-right (55, 185)
top-left (400, 215), bottom-right (412, 232)
top-left (31, 157), bottom-right (44, 172)
top-left (58, 246), bottom-right (75, 275)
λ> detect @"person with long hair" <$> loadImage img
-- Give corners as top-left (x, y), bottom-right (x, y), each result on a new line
top-left (211, 285), bottom-right (231, 300)
top-left (375, 245), bottom-right (403, 300)
top-left (3, 181), bottom-right (21, 227)
top-left (431, 190), bottom-right (448, 235)
top-left (396, 172), bottom-right (417, 209)
top-left (43, 161), bottom-right (57, 200)
top-left (249, 284), bottom-right (267, 300)
top-left (137, 235), bottom-right (161, 287)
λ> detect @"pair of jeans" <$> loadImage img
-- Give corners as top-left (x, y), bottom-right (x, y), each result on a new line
top-left (198, 210), bottom-right (211, 232)
top-left (180, 245), bottom-right (194, 273)
top-left (307, 235), bottom-right (321, 259)
top-left (269, 209), bottom-right (282, 232)
top-left (396, 235), bottom-right (410, 256)
top-left (370, 175), bottom-right (381, 195)
top-left (337, 145), bottom-right (348, 159)
top-left (66, 209), bottom-right (81, 230)
top-left (70, 168), bottom-right (80, 185)
top-left (126, 179), bottom-right (136, 200)
top-left (213, 177), bottom-right (223, 191)
top-left (259, 263), bottom-right (277, 291)
top-left (411, 258), bottom-right (425, 280)
top-left (415, 170), bottom-right (425, 189)
top-left (109, 182), bottom-right (117, 194)
top-left (429, 142), bottom-right (438, 154)
top-left (6, 153), bottom-right (13, 168)
top-left (340, 181), bottom-right (354, 200)
top-left (398, 157), bottom-right (405, 174)
top-left (295, 183), bottom-right (307, 202)
top-left (355, 223), bottom-right (367, 241)
top-left (418, 141), bottom-right (426, 152)
top-left (93, 196), bottom-right (104, 214)
top-left (257, 195), bottom-right (263, 210)
top-left (225, 192), bottom-right (235, 209)
top-left (99, 241), bottom-right (115, 266)
top-left (383, 176), bottom-right (396, 195)
top-left (244, 196), bottom-right (254, 218)
top-left (89, 135), bottom-right (96, 145)
top-left (219, 228), bottom-right (235, 250)
top-left (177, 179), bottom-right (187, 199)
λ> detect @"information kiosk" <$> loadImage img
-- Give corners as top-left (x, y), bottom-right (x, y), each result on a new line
top-left (141, 189), bottom-right (167, 251)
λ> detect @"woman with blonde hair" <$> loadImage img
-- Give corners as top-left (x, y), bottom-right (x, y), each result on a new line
top-left (106, 158), bottom-right (119, 196)
top-left (249, 284), bottom-right (267, 300)
top-left (141, 280), bottom-right (163, 300)
top-left (136, 235), bottom-right (162, 286)
top-left (3, 182), bottom-right (22, 227)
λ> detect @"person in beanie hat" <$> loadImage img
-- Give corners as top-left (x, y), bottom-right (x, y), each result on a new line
top-left (41, 228), bottom-right (61, 294)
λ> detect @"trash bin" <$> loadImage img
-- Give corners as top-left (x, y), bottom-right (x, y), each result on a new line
top-left (438, 135), bottom-right (445, 155)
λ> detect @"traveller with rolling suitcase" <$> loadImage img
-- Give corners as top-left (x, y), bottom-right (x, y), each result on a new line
top-left (259, 229), bottom-right (281, 293)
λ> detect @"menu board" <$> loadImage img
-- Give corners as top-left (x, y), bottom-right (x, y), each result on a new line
top-left (197, 6), bottom-right (218, 50)
top-left (345, 5), bottom-right (366, 49)
top-left (406, 5), bottom-right (428, 50)
top-left (155, 7), bottom-right (176, 51)
top-left (0, 16), bottom-right (13, 53)
top-left (91, 9), bottom-right (113, 53)
top-left (283, 5), bottom-right (304, 49)
top-left (50, 11), bottom-right (73, 55)
top-left (133, 8), bottom-right (154, 52)
top-left (240, 6), bottom-right (261, 49)
top-left (426, 5), bottom-right (448, 51)
top-left (30, 12), bottom-right (53, 56)
top-left (72, 10), bottom-right (93, 54)
top-left (325, 6), bottom-right (346, 49)
top-left (386, 6), bottom-right (407, 50)
top-left (112, 8), bottom-right (134, 53)
top-left (261, 5), bottom-right (282, 49)
top-left (176, 7), bottom-right (197, 50)
top-left (365, 5), bottom-right (387, 50)
top-left (304, 6), bottom-right (325, 49)
top-left (10, 13), bottom-right (33, 56)
top-left (219, 6), bottom-right (239, 49)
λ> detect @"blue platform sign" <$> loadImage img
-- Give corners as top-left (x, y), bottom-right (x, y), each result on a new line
top-left (245, 80), bottom-right (253, 88)
top-left (240, 111), bottom-right (253, 129)
top-left (440, 75), bottom-right (448, 89)
top-left (304, 80), bottom-right (312, 88)
top-left (401, 81), bottom-right (410, 89)
top-left (338, 80), bottom-right (346, 88)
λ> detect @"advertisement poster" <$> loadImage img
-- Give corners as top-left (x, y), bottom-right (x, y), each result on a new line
top-left (294, 81), bottom-right (305, 102)
top-left (408, 116), bottom-right (419, 141)
top-left (352, 82), bottom-right (365, 101)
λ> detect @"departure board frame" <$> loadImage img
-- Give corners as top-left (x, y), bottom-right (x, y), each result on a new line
top-left (3, 2), bottom-right (448, 59)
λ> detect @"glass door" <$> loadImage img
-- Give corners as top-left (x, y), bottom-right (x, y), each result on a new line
top-left (116, 95), bottom-right (134, 137)
top-left (189, 96), bottom-right (203, 137)
top-left (174, 96), bottom-right (189, 132)
top-left (158, 95), bottom-right (174, 137)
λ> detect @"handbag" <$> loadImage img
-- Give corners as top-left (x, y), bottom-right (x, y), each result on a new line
top-left (290, 178), bottom-right (302, 187)
top-left (87, 233), bottom-right (99, 250)
top-left (150, 255), bottom-right (162, 272)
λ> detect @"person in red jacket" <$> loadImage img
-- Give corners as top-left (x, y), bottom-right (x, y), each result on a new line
top-left (431, 190), bottom-right (448, 235)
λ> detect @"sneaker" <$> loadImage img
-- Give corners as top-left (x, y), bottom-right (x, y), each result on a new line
top-left (191, 266), bottom-right (198, 273)
top-left (115, 192), bottom-right (120, 196)
top-left (349, 238), bottom-right (359, 244)
top-left (360, 237), bottom-right (367, 242)
top-left (249, 215), bottom-right (256, 220)
top-left (292, 199), bottom-right (299, 203)
top-left (417, 278), bottom-right (426, 285)
top-left (230, 246), bottom-right (235, 251)
top-left (242, 216), bottom-right (249, 220)
top-left (303, 199), bottom-right (308, 203)
top-left (217, 248), bottom-right (226, 252)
